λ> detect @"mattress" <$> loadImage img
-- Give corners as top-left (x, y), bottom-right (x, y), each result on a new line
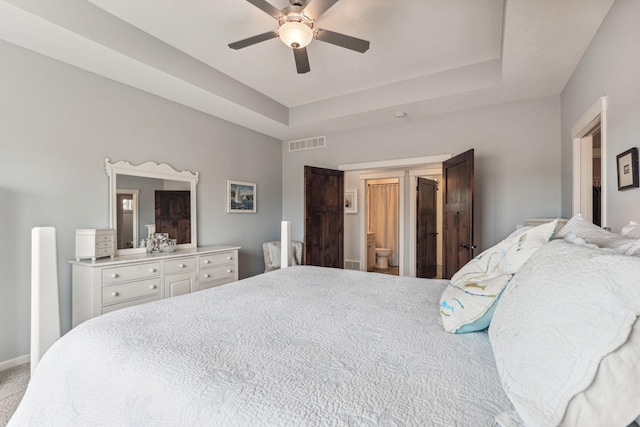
top-left (10, 266), bottom-right (513, 426)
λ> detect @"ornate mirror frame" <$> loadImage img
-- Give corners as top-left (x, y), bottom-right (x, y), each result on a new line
top-left (105, 158), bottom-right (199, 255)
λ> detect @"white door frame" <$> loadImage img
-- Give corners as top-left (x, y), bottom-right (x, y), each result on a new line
top-left (571, 96), bottom-right (607, 226)
top-left (359, 171), bottom-right (405, 276)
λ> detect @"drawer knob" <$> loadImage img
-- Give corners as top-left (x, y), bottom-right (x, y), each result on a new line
top-left (204, 260), bottom-right (210, 264)
top-left (150, 284), bottom-right (157, 289)
top-left (112, 291), bottom-right (119, 297)
top-left (227, 269), bottom-right (233, 273)
top-left (204, 274), bottom-right (210, 278)
top-left (111, 273), bottom-right (118, 278)
top-left (227, 256), bottom-right (233, 260)
top-left (149, 268), bottom-right (156, 273)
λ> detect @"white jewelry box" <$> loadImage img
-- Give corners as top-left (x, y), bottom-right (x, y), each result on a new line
top-left (75, 229), bottom-right (116, 262)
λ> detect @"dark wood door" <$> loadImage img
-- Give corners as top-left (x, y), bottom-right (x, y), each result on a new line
top-left (155, 190), bottom-right (191, 244)
top-left (442, 149), bottom-right (475, 279)
top-left (416, 177), bottom-right (438, 278)
top-left (304, 166), bottom-right (344, 268)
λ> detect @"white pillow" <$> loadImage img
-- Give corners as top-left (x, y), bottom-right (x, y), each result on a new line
top-left (621, 221), bottom-right (640, 239)
top-left (556, 214), bottom-right (640, 255)
top-left (439, 220), bottom-right (556, 334)
top-left (490, 239), bottom-right (640, 427)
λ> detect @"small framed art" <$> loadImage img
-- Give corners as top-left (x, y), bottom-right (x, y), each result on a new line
top-left (344, 189), bottom-right (357, 214)
top-left (616, 148), bottom-right (639, 191)
top-left (227, 180), bottom-right (256, 213)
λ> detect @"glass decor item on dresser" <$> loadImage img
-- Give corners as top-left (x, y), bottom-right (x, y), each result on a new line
top-left (105, 158), bottom-right (199, 256)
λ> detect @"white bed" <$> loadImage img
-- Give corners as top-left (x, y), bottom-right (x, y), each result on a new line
top-left (10, 266), bottom-right (513, 426)
top-left (13, 215), bottom-right (640, 426)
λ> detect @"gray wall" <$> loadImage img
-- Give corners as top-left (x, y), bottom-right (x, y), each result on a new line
top-left (0, 41), bottom-right (282, 363)
top-left (283, 96), bottom-right (562, 263)
top-left (561, 0), bottom-right (640, 231)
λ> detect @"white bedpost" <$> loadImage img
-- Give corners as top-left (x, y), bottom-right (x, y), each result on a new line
top-left (281, 220), bottom-right (291, 269)
top-left (31, 227), bottom-right (61, 375)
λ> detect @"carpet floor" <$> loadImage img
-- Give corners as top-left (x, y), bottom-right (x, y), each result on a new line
top-left (0, 363), bottom-right (29, 426)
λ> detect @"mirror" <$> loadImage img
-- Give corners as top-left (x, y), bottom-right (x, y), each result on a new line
top-left (105, 158), bottom-right (199, 255)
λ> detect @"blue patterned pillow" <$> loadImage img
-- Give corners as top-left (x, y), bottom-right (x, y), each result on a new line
top-left (440, 219), bottom-right (557, 333)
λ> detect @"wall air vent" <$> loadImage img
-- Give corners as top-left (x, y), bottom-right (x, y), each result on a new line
top-left (288, 136), bottom-right (326, 152)
top-left (344, 260), bottom-right (360, 271)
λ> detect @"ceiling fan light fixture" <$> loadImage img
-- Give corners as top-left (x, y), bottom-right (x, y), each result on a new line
top-left (279, 21), bottom-right (313, 49)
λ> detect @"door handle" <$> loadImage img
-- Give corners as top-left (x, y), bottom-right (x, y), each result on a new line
top-left (459, 244), bottom-right (477, 250)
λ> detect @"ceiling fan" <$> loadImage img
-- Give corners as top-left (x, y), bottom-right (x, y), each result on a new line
top-left (228, 0), bottom-right (370, 74)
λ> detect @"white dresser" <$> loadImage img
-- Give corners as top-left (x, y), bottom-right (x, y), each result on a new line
top-left (71, 245), bottom-right (240, 327)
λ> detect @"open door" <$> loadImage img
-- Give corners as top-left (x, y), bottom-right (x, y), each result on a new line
top-left (442, 149), bottom-right (475, 279)
top-left (304, 166), bottom-right (344, 268)
top-left (416, 177), bottom-right (438, 278)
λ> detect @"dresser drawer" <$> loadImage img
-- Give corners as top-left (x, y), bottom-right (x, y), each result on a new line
top-left (102, 294), bottom-right (160, 315)
top-left (96, 232), bottom-right (113, 242)
top-left (103, 278), bottom-right (161, 305)
top-left (199, 251), bottom-right (235, 267)
top-left (96, 247), bottom-right (113, 258)
top-left (164, 257), bottom-right (197, 275)
top-left (200, 264), bottom-right (236, 284)
top-left (102, 262), bottom-right (160, 285)
top-left (96, 240), bottom-right (112, 249)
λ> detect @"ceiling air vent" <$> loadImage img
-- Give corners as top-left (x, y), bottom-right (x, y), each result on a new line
top-left (288, 136), bottom-right (326, 152)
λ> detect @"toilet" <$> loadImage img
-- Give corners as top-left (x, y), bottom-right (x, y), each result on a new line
top-left (375, 248), bottom-right (392, 269)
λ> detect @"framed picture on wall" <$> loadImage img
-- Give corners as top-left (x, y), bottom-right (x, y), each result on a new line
top-left (227, 180), bottom-right (256, 213)
top-left (616, 148), bottom-right (639, 190)
top-left (344, 189), bottom-right (357, 214)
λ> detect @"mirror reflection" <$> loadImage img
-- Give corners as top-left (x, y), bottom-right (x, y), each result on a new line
top-left (116, 175), bottom-right (191, 249)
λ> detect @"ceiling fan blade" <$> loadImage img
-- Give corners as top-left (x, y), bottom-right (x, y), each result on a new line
top-left (228, 31), bottom-right (278, 50)
top-left (315, 28), bottom-right (370, 53)
top-left (293, 47), bottom-right (311, 74)
top-left (301, 0), bottom-right (339, 20)
top-left (246, 0), bottom-right (282, 19)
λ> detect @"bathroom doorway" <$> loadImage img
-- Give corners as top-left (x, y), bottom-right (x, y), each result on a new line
top-left (366, 178), bottom-right (400, 275)
top-left (339, 153), bottom-right (451, 277)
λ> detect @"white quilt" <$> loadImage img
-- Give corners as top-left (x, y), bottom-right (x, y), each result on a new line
top-left (10, 267), bottom-right (512, 426)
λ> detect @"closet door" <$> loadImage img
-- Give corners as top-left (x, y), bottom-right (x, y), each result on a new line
top-left (417, 177), bottom-right (438, 278)
top-left (442, 149), bottom-right (475, 279)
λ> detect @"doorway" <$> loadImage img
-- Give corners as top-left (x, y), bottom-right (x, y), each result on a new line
top-left (116, 188), bottom-right (139, 249)
top-left (572, 97), bottom-right (607, 226)
top-left (366, 177), bottom-right (400, 275)
top-left (347, 164), bottom-right (444, 278)
top-left (358, 170), bottom-right (405, 276)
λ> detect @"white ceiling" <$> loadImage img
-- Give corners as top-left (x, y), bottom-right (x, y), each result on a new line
top-left (0, 0), bottom-right (615, 140)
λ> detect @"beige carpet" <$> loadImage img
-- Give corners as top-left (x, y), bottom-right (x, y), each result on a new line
top-left (0, 363), bottom-right (29, 426)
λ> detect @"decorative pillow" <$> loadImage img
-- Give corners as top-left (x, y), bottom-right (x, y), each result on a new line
top-left (556, 214), bottom-right (640, 255)
top-left (621, 221), bottom-right (640, 239)
top-left (489, 240), bottom-right (640, 427)
top-left (439, 220), bottom-right (557, 334)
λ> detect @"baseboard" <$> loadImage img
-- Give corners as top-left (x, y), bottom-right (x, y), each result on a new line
top-left (0, 354), bottom-right (29, 372)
